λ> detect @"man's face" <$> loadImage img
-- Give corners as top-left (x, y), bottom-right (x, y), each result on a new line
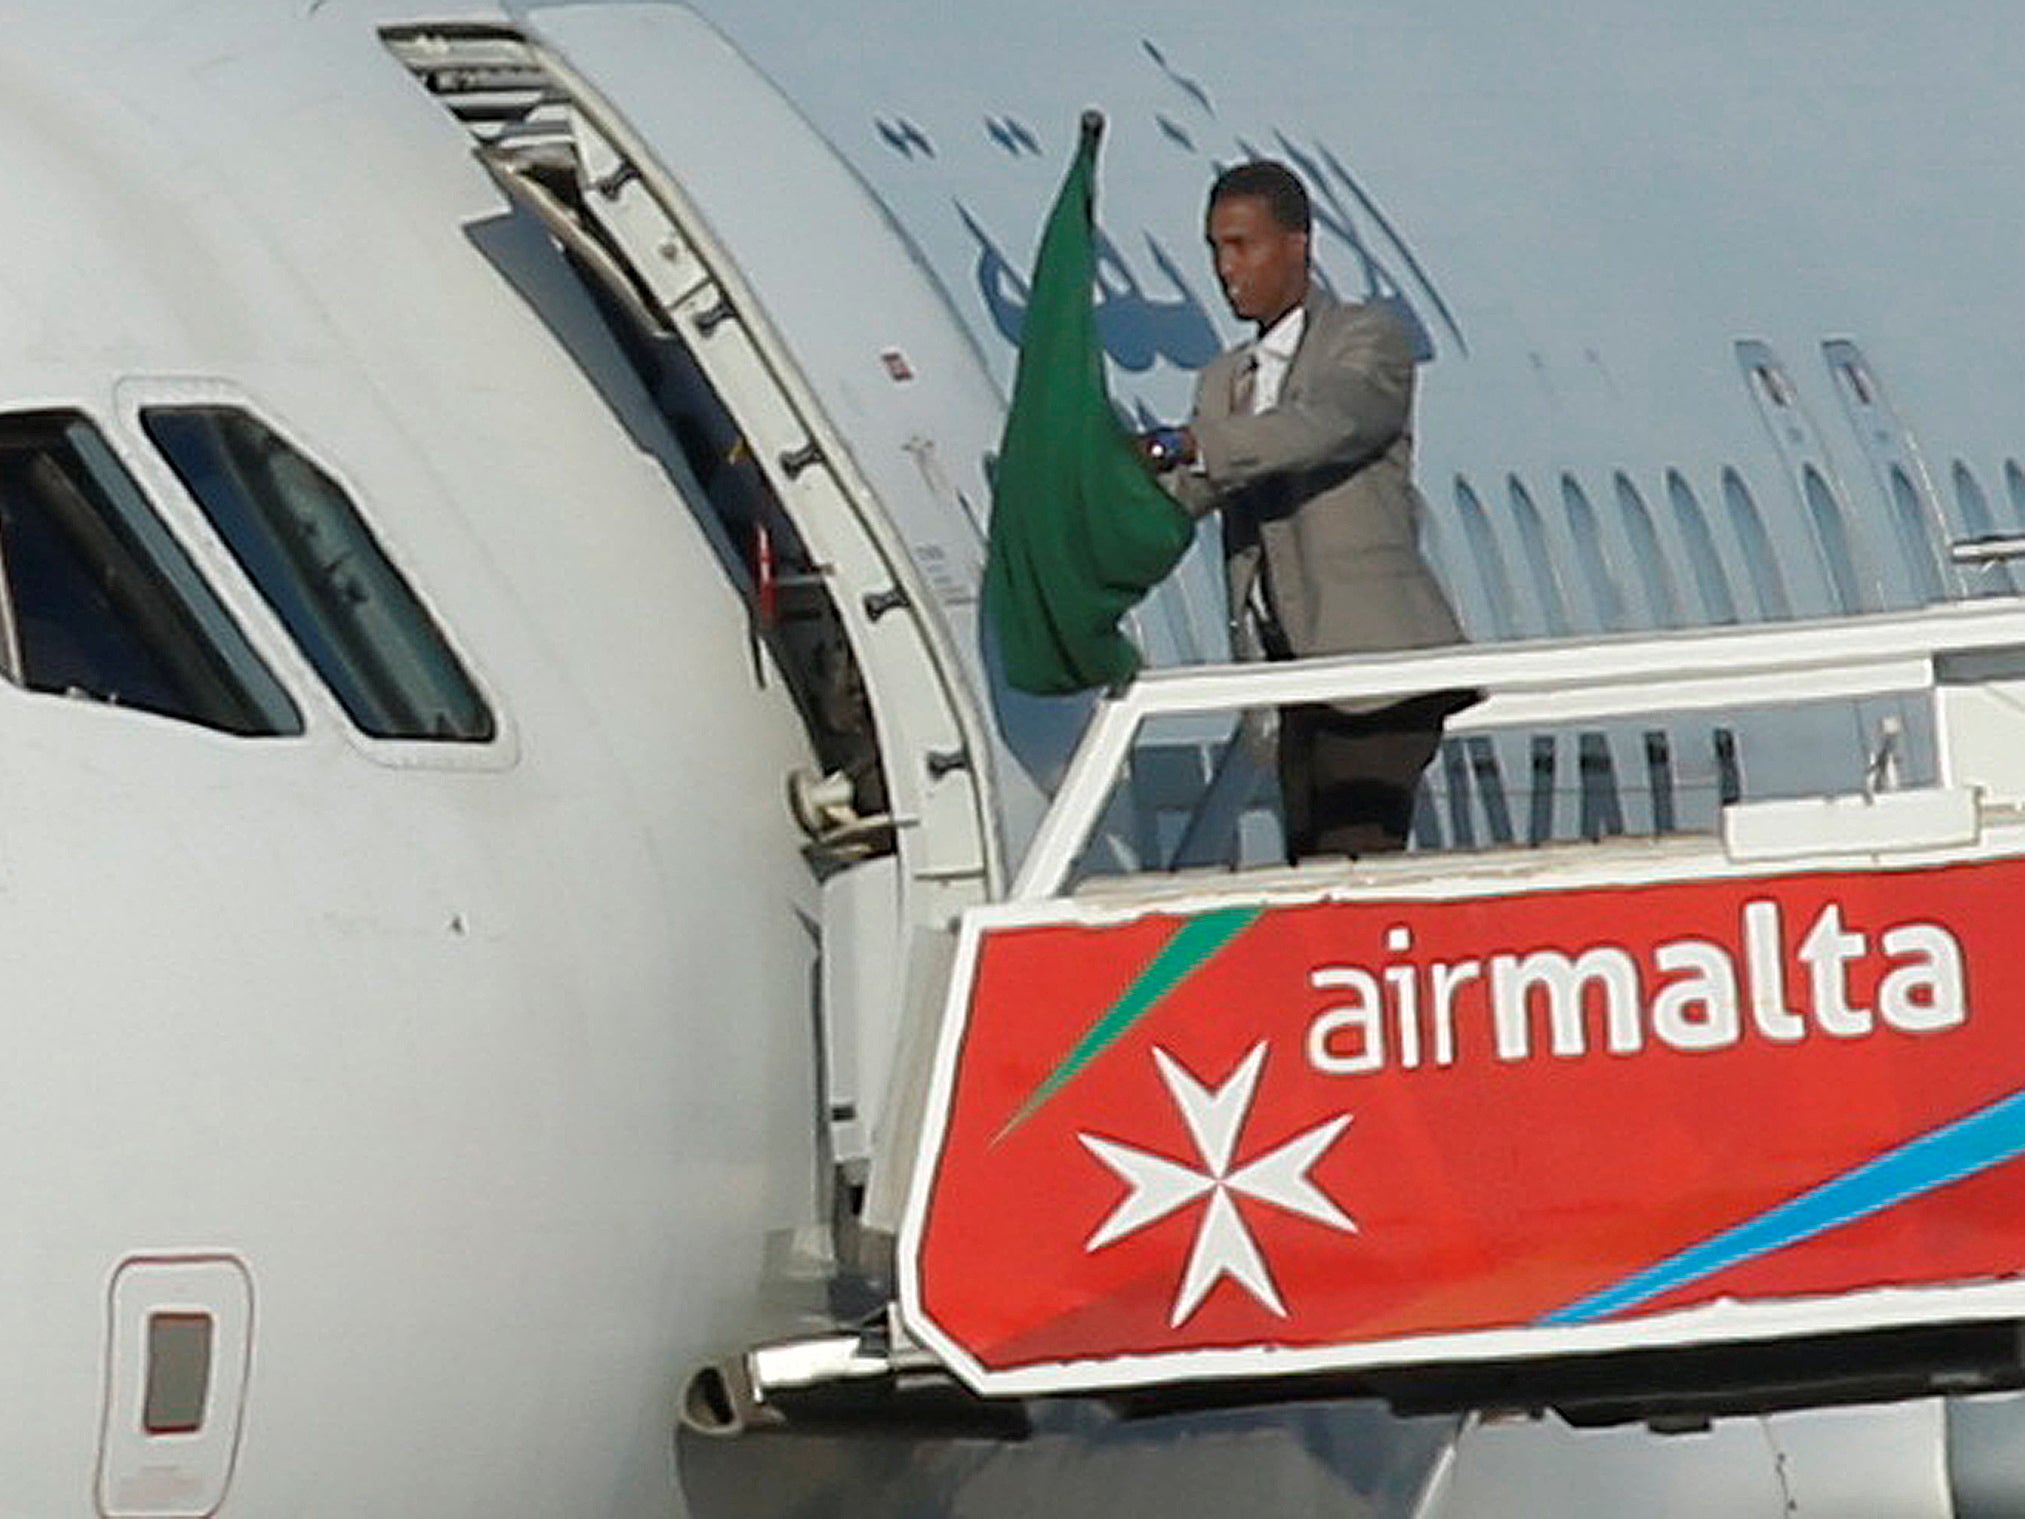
top-left (1206, 194), bottom-right (1309, 328)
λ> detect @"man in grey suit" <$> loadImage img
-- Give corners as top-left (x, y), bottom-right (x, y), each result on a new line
top-left (1143, 160), bottom-right (1467, 860)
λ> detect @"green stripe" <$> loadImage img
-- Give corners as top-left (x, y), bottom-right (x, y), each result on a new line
top-left (994, 906), bottom-right (1263, 1142)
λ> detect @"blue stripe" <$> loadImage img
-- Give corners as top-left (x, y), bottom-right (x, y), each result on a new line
top-left (1543, 1086), bottom-right (2025, 1326)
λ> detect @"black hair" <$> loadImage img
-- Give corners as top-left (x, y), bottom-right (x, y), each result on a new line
top-left (1207, 160), bottom-right (1311, 235)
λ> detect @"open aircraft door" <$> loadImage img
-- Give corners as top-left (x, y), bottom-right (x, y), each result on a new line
top-left (383, 10), bottom-right (1047, 1196)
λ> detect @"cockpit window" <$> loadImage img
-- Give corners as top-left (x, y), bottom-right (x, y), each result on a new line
top-left (0, 412), bottom-right (301, 736)
top-left (142, 408), bottom-right (494, 743)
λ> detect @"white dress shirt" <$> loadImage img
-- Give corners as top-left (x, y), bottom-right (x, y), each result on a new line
top-left (1232, 306), bottom-right (1306, 648)
top-left (1248, 306), bottom-right (1306, 414)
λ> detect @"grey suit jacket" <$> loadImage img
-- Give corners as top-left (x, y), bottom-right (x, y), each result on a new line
top-left (1170, 292), bottom-right (1462, 664)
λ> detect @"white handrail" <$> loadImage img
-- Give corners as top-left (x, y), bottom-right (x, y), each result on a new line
top-left (1011, 601), bottom-right (2025, 901)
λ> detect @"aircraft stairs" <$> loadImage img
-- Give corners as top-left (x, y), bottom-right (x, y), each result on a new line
top-left (695, 598), bottom-right (2025, 1441)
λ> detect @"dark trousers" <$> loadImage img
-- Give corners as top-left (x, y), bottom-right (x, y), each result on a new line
top-left (1278, 692), bottom-right (1454, 861)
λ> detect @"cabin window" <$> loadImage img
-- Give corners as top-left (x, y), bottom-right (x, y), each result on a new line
top-left (142, 1312), bottom-right (214, 1436)
top-left (0, 411), bottom-right (300, 736)
top-left (142, 408), bottom-right (494, 742)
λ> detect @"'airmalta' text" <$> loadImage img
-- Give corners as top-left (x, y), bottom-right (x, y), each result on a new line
top-left (1306, 899), bottom-right (1963, 1076)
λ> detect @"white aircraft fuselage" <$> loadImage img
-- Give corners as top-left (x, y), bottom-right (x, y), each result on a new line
top-left (3, 4), bottom-right (839, 1512)
top-left (10, 0), bottom-right (2025, 1516)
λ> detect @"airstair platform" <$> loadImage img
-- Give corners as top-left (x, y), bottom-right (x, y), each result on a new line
top-left (890, 603), bottom-right (2025, 1423)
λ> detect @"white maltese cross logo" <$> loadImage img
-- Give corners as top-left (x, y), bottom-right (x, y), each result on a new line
top-left (1079, 1042), bottom-right (1357, 1327)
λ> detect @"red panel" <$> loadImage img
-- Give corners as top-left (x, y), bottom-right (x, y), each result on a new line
top-left (911, 858), bottom-right (2025, 1384)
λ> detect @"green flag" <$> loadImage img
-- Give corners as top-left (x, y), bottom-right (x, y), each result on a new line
top-left (984, 113), bottom-right (1196, 695)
